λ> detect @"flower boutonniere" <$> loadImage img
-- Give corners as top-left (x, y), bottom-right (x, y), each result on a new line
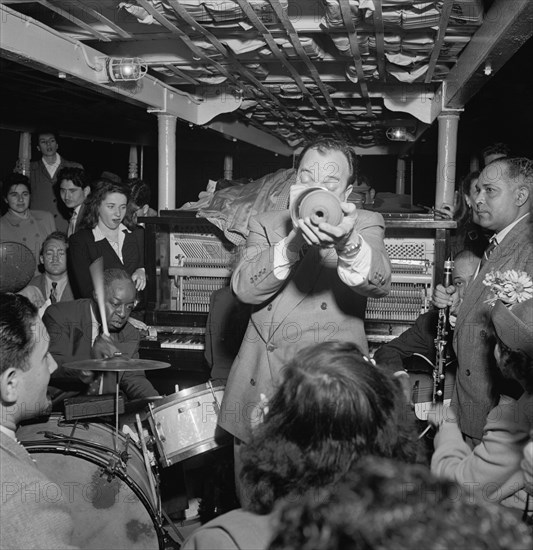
top-left (483, 269), bottom-right (533, 307)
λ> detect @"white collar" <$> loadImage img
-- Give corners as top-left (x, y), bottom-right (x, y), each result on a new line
top-left (493, 212), bottom-right (530, 244)
top-left (0, 424), bottom-right (17, 441)
top-left (92, 223), bottom-right (130, 242)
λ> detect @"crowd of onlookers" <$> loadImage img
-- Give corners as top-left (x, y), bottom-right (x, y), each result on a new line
top-left (0, 130), bottom-right (156, 306)
top-left (1, 133), bottom-right (532, 549)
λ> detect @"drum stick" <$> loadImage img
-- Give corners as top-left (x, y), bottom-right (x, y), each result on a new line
top-left (89, 257), bottom-right (109, 336)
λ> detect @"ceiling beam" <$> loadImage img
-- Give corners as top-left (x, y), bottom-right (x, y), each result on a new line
top-left (0, 4), bottom-right (242, 125)
top-left (441, 0), bottom-right (533, 109)
top-left (206, 118), bottom-right (293, 156)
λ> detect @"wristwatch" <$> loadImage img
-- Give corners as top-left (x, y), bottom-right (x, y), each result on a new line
top-left (340, 235), bottom-right (362, 259)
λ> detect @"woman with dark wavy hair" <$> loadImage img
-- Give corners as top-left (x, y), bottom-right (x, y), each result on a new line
top-left (68, 179), bottom-right (145, 298)
top-left (182, 341), bottom-right (419, 550)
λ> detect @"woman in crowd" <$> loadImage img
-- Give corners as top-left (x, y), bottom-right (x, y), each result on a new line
top-left (0, 173), bottom-right (55, 274)
top-left (268, 457), bottom-right (532, 550)
top-left (431, 298), bottom-right (533, 519)
top-left (68, 179), bottom-right (145, 298)
top-left (182, 341), bottom-right (419, 550)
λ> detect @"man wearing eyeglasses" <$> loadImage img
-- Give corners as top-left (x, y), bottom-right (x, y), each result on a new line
top-left (42, 267), bottom-right (158, 407)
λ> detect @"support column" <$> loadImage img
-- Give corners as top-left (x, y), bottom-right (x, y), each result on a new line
top-left (157, 114), bottom-right (177, 211)
top-left (396, 157), bottom-right (406, 194)
top-left (18, 132), bottom-right (31, 175)
top-left (128, 145), bottom-right (138, 180)
top-left (435, 112), bottom-right (460, 209)
top-left (223, 154), bottom-right (233, 180)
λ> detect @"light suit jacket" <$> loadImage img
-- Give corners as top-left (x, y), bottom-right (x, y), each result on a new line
top-left (0, 431), bottom-right (77, 549)
top-left (218, 209), bottom-right (391, 442)
top-left (453, 216), bottom-right (533, 440)
top-left (43, 299), bottom-right (158, 400)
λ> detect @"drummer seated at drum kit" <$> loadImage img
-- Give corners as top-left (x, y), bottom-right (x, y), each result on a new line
top-left (43, 268), bottom-right (159, 408)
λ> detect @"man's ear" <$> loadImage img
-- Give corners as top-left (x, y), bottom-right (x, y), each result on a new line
top-left (344, 184), bottom-right (354, 201)
top-left (83, 186), bottom-right (90, 199)
top-left (515, 185), bottom-right (529, 207)
top-left (0, 368), bottom-right (20, 405)
top-left (40, 255), bottom-right (44, 265)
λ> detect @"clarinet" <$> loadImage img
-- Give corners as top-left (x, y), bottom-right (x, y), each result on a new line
top-left (433, 259), bottom-right (454, 404)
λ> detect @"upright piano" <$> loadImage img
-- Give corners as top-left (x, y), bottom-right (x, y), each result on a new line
top-left (139, 211), bottom-right (455, 391)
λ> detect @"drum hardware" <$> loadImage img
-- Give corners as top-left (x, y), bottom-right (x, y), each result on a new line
top-left (207, 379), bottom-right (221, 415)
top-left (18, 414), bottom-right (165, 549)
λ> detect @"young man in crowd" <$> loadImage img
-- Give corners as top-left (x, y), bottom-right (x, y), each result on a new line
top-left (57, 167), bottom-right (90, 236)
top-left (30, 130), bottom-right (82, 232)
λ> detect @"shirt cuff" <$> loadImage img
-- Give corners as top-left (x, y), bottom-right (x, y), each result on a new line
top-left (337, 237), bottom-right (372, 287)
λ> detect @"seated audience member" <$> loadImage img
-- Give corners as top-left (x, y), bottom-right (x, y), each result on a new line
top-left (57, 167), bottom-right (90, 237)
top-left (0, 293), bottom-right (77, 549)
top-left (482, 142), bottom-right (511, 166)
top-left (0, 173), bottom-right (55, 274)
top-left (32, 231), bottom-right (73, 303)
top-left (29, 130), bottom-right (83, 232)
top-left (182, 341), bottom-right (419, 550)
top-left (19, 231), bottom-right (73, 309)
top-left (43, 268), bottom-right (158, 405)
top-left (268, 457), bottom-right (532, 550)
top-left (127, 178), bottom-right (158, 226)
top-left (68, 180), bottom-right (145, 298)
top-left (431, 298), bottom-right (533, 516)
top-left (374, 249), bottom-right (480, 398)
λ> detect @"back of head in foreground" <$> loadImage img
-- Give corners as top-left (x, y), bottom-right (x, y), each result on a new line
top-left (269, 457), bottom-right (533, 550)
top-left (240, 341), bottom-right (419, 514)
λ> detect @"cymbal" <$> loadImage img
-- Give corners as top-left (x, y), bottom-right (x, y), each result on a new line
top-left (63, 357), bottom-right (171, 371)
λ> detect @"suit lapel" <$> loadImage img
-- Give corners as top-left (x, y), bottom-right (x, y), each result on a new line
top-left (456, 218), bottom-right (530, 331)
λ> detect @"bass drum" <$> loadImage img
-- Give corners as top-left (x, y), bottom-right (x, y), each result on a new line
top-left (17, 414), bottom-right (164, 550)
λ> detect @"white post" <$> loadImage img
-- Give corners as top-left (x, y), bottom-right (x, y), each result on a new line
top-left (157, 114), bottom-right (177, 211)
top-left (128, 145), bottom-right (138, 180)
top-left (18, 132), bottom-right (31, 175)
top-left (435, 113), bottom-right (460, 210)
top-left (396, 157), bottom-right (406, 194)
top-left (223, 154), bottom-right (233, 180)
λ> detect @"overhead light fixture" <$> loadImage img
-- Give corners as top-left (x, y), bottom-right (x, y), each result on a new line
top-left (386, 127), bottom-right (415, 142)
top-left (386, 127), bottom-right (407, 141)
top-left (106, 57), bottom-right (147, 82)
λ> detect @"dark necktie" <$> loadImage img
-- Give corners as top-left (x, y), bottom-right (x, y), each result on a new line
top-left (479, 239), bottom-right (497, 270)
top-left (50, 282), bottom-right (58, 304)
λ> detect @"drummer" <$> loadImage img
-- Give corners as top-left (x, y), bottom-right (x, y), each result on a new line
top-left (43, 268), bottom-right (159, 406)
top-left (0, 293), bottom-right (78, 548)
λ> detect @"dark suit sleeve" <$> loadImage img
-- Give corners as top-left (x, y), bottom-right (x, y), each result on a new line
top-left (68, 230), bottom-right (95, 298)
top-left (373, 310), bottom-right (439, 375)
top-left (42, 304), bottom-right (88, 389)
top-left (116, 323), bottom-right (159, 399)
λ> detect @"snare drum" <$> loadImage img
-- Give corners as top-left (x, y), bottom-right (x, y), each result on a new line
top-left (17, 414), bottom-right (164, 550)
top-left (148, 381), bottom-right (229, 467)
